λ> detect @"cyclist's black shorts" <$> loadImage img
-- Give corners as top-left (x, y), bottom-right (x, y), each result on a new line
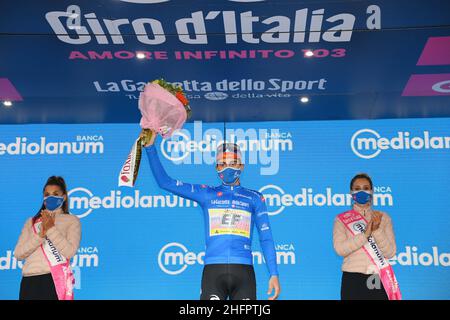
top-left (200, 264), bottom-right (257, 300)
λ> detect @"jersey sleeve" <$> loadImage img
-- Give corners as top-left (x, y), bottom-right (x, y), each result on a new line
top-left (253, 193), bottom-right (279, 277)
top-left (145, 144), bottom-right (208, 205)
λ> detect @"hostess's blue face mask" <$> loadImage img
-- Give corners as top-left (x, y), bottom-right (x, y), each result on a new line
top-left (351, 190), bottom-right (372, 205)
top-left (217, 167), bottom-right (242, 185)
top-left (44, 196), bottom-right (65, 211)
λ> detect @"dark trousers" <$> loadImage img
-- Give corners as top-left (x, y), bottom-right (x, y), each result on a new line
top-left (200, 264), bottom-right (257, 300)
top-left (341, 271), bottom-right (389, 300)
top-left (19, 273), bottom-right (58, 300)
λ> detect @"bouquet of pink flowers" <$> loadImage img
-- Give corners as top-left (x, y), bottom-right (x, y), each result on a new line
top-left (139, 79), bottom-right (191, 138)
top-left (118, 79), bottom-right (191, 187)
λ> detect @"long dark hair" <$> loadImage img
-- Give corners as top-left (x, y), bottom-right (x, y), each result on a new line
top-left (350, 173), bottom-right (373, 191)
top-left (32, 176), bottom-right (70, 223)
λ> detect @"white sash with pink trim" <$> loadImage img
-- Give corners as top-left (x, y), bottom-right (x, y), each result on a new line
top-left (338, 210), bottom-right (402, 300)
top-left (33, 219), bottom-right (74, 300)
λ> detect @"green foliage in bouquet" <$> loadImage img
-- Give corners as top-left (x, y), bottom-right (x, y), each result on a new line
top-left (151, 78), bottom-right (192, 119)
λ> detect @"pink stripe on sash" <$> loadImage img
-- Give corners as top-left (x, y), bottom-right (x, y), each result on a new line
top-left (32, 219), bottom-right (74, 300)
top-left (338, 210), bottom-right (402, 300)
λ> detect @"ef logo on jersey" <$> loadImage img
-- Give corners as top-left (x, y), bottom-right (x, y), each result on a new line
top-left (209, 208), bottom-right (251, 238)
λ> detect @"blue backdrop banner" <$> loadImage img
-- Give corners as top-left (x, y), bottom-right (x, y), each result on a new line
top-left (0, 117), bottom-right (449, 299)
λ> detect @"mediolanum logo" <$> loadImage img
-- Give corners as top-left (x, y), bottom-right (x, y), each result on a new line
top-left (158, 242), bottom-right (204, 275)
top-left (68, 187), bottom-right (198, 218)
top-left (258, 184), bottom-right (393, 215)
top-left (159, 122), bottom-right (293, 175)
top-left (0, 136), bottom-right (104, 156)
top-left (351, 129), bottom-right (450, 159)
top-left (158, 242), bottom-right (296, 275)
top-left (389, 246), bottom-right (450, 267)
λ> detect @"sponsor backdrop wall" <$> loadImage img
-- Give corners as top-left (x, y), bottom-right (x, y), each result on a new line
top-left (0, 118), bottom-right (449, 299)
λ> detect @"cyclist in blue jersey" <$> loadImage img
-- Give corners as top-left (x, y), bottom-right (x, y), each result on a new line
top-left (141, 129), bottom-right (280, 300)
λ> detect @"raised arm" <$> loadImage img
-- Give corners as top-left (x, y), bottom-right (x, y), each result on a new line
top-left (145, 144), bottom-right (207, 204)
